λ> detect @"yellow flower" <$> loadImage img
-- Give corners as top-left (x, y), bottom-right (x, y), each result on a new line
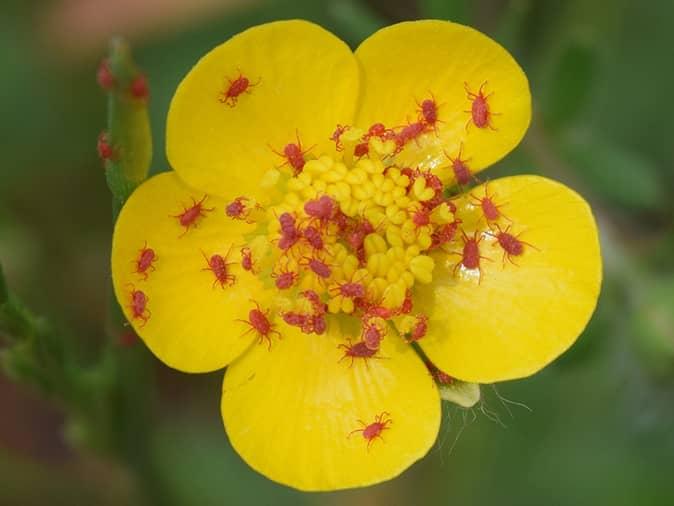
top-left (111, 20), bottom-right (602, 491)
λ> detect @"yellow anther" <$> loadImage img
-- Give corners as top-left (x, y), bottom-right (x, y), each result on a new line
top-left (391, 186), bottom-right (406, 199)
top-left (366, 253), bottom-right (382, 276)
top-left (260, 168), bottom-right (281, 189)
top-left (386, 267), bottom-right (401, 283)
top-left (430, 202), bottom-right (453, 224)
top-left (387, 167), bottom-right (401, 179)
top-left (364, 209), bottom-right (386, 227)
top-left (401, 271), bottom-right (415, 288)
top-left (298, 171), bottom-right (313, 185)
top-left (396, 175), bottom-right (411, 188)
top-left (352, 185), bottom-right (370, 201)
top-left (313, 180), bottom-right (327, 192)
top-left (372, 173), bottom-right (385, 186)
top-left (341, 297), bottom-right (355, 314)
top-left (395, 196), bottom-right (412, 208)
top-left (412, 177), bottom-right (435, 202)
top-left (342, 255), bottom-right (359, 277)
top-left (386, 227), bottom-right (403, 247)
top-left (287, 177), bottom-right (304, 191)
top-left (381, 179), bottom-right (395, 193)
top-left (328, 296), bottom-right (342, 314)
top-left (345, 168), bottom-right (366, 185)
top-left (334, 181), bottom-right (351, 201)
top-left (417, 232), bottom-right (433, 250)
top-left (409, 255), bottom-right (435, 284)
top-left (381, 281), bottom-right (406, 309)
top-left (387, 246), bottom-right (404, 260)
top-left (405, 245), bottom-right (421, 260)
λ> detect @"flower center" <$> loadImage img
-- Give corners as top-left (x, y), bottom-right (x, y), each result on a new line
top-left (237, 130), bottom-right (463, 342)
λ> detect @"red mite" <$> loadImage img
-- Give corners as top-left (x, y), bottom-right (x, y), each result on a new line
top-left (304, 195), bottom-right (336, 226)
top-left (412, 207), bottom-right (431, 228)
top-left (407, 314), bottom-right (428, 342)
top-left (219, 71), bottom-right (260, 107)
top-left (270, 131), bottom-right (315, 176)
top-left (130, 75), bottom-right (149, 100)
top-left (453, 231), bottom-right (490, 282)
top-left (363, 122), bottom-right (395, 142)
top-left (237, 302), bottom-right (281, 350)
top-left (444, 144), bottom-right (472, 186)
top-left (395, 121), bottom-right (427, 152)
top-left (240, 247), bottom-right (255, 272)
top-left (226, 197), bottom-right (251, 221)
top-left (127, 286), bottom-right (151, 327)
top-left (430, 219), bottom-right (461, 249)
top-left (172, 196), bottom-right (215, 237)
top-left (400, 290), bottom-right (413, 314)
top-left (471, 182), bottom-right (508, 222)
top-left (490, 224), bottom-right (537, 266)
top-left (332, 281), bottom-right (365, 299)
top-left (303, 226), bottom-right (324, 251)
top-left (134, 242), bottom-right (157, 280)
top-left (97, 131), bottom-right (113, 161)
top-left (272, 265), bottom-right (298, 290)
top-left (302, 290), bottom-right (327, 316)
top-left (330, 124), bottom-right (350, 151)
top-left (361, 319), bottom-right (385, 351)
top-left (417, 94), bottom-right (442, 134)
top-left (96, 58), bottom-right (115, 90)
top-left (349, 412), bottom-right (392, 450)
top-left (465, 81), bottom-right (497, 131)
top-left (354, 142), bottom-right (369, 158)
top-left (202, 249), bottom-right (236, 289)
top-left (305, 257), bottom-right (331, 279)
top-left (338, 339), bottom-right (381, 367)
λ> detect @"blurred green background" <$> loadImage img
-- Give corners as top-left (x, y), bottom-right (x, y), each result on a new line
top-left (1, 0), bottom-right (674, 504)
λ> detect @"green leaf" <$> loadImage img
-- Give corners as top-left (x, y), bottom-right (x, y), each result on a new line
top-left (561, 135), bottom-right (665, 212)
top-left (419, 0), bottom-right (471, 23)
top-left (543, 41), bottom-right (597, 130)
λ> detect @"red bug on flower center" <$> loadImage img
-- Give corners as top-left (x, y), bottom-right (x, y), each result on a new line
top-left (134, 242), bottom-right (157, 280)
top-left (127, 286), bottom-right (151, 327)
top-left (272, 265), bottom-right (298, 290)
top-left (330, 124), bottom-right (350, 151)
top-left (201, 248), bottom-right (236, 289)
top-left (237, 301), bottom-right (281, 350)
top-left (395, 121), bottom-right (428, 152)
top-left (349, 412), bottom-right (392, 450)
top-left (301, 256), bottom-right (331, 280)
top-left (407, 314), bottom-right (428, 342)
top-left (304, 195), bottom-right (336, 227)
top-left (431, 220), bottom-right (461, 249)
top-left (331, 281), bottom-right (365, 299)
top-left (444, 144), bottom-right (472, 186)
top-left (172, 195), bottom-right (215, 237)
top-left (464, 81), bottom-right (498, 131)
top-left (270, 131), bottom-right (315, 176)
top-left (412, 207), bottom-right (431, 228)
top-left (226, 197), bottom-right (253, 222)
top-left (219, 71), bottom-right (260, 107)
top-left (361, 318), bottom-right (386, 350)
top-left (453, 231), bottom-right (491, 282)
top-left (302, 225), bottom-right (325, 251)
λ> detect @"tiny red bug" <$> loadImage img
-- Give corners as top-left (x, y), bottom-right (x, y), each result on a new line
top-left (348, 412), bottom-right (392, 450)
top-left (470, 182), bottom-right (509, 222)
top-left (330, 124), bottom-right (350, 151)
top-left (488, 224), bottom-right (538, 266)
top-left (406, 314), bottom-right (428, 342)
top-left (416, 93), bottom-right (443, 135)
top-left (444, 144), bottom-right (473, 186)
top-left (430, 219), bottom-right (461, 249)
top-left (302, 290), bottom-right (327, 316)
top-left (452, 231), bottom-right (491, 282)
top-left (300, 256), bottom-right (332, 280)
top-left (304, 195), bottom-right (337, 227)
top-left (201, 248), bottom-right (236, 289)
top-left (270, 131), bottom-right (315, 176)
top-left (464, 81), bottom-right (498, 131)
top-left (353, 142), bottom-right (369, 158)
top-left (272, 264), bottom-right (298, 290)
top-left (237, 301), bottom-right (281, 350)
top-left (130, 75), bottom-right (149, 100)
top-left (361, 318), bottom-right (386, 351)
top-left (96, 58), bottom-right (114, 90)
top-left (411, 207), bottom-right (431, 228)
top-left (219, 71), bottom-right (260, 107)
top-left (302, 225), bottom-right (325, 251)
top-left (338, 338), bottom-right (381, 367)
top-left (97, 131), bottom-right (114, 161)
top-left (395, 120), bottom-right (428, 152)
top-left (240, 247), bottom-right (255, 273)
top-left (172, 195), bottom-right (215, 237)
top-left (134, 241), bottom-right (157, 280)
top-left (330, 280), bottom-right (366, 299)
top-left (226, 196), bottom-right (256, 222)
top-left (127, 286), bottom-right (151, 327)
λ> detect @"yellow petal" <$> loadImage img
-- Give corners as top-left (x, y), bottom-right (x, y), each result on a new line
top-left (417, 175), bottom-right (602, 382)
top-left (111, 172), bottom-right (269, 373)
top-left (354, 20), bottom-right (531, 183)
top-left (166, 20), bottom-right (359, 200)
top-left (221, 319), bottom-right (440, 491)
